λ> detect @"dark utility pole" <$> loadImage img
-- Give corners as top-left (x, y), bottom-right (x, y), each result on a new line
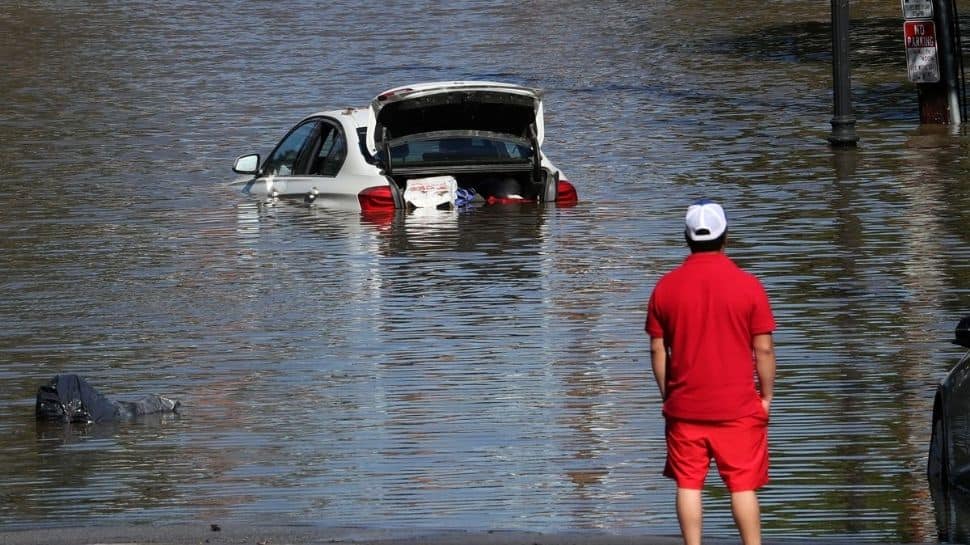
top-left (829, 0), bottom-right (859, 146)
top-left (904, 0), bottom-right (960, 123)
top-left (934, 0), bottom-right (962, 123)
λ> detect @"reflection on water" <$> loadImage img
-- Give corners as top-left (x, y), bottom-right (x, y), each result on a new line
top-left (2, 0), bottom-right (970, 541)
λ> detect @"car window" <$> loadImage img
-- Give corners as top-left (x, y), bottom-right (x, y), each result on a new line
top-left (309, 122), bottom-right (347, 177)
top-left (388, 136), bottom-right (530, 167)
top-left (262, 121), bottom-right (318, 176)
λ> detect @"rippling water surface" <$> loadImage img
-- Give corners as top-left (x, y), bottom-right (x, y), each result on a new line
top-left (2, 1), bottom-right (970, 541)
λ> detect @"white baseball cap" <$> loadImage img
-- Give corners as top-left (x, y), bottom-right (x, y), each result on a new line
top-left (685, 199), bottom-right (727, 241)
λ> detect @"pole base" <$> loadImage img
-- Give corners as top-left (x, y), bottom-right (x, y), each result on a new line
top-left (828, 116), bottom-right (859, 146)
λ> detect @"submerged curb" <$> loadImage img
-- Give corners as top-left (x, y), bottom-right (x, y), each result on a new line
top-left (0, 525), bottom-right (927, 545)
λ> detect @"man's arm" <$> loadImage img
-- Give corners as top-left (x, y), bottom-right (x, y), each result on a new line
top-left (753, 333), bottom-right (776, 414)
top-left (650, 336), bottom-right (668, 400)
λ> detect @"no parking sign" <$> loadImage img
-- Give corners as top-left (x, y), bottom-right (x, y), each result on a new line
top-left (904, 20), bottom-right (941, 83)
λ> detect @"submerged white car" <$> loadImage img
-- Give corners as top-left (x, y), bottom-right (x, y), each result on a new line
top-left (230, 81), bottom-right (578, 212)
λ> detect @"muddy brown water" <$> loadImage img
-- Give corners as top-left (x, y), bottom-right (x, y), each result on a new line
top-left (2, 1), bottom-right (970, 541)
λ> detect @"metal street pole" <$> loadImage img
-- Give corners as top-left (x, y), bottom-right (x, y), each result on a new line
top-left (829, 0), bottom-right (859, 146)
top-left (934, 0), bottom-right (962, 124)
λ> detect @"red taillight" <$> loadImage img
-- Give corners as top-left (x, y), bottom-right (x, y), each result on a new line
top-left (358, 185), bottom-right (396, 211)
top-left (556, 179), bottom-right (578, 206)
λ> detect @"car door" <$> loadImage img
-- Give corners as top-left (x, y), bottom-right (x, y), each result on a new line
top-left (291, 118), bottom-right (363, 208)
top-left (261, 118), bottom-right (352, 198)
top-left (306, 120), bottom-right (347, 177)
top-left (252, 115), bottom-right (377, 209)
top-left (254, 119), bottom-right (321, 198)
top-left (262, 120), bottom-right (320, 179)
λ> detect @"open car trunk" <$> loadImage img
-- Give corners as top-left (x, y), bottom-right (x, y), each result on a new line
top-left (367, 83), bottom-right (553, 202)
top-left (389, 170), bottom-right (555, 204)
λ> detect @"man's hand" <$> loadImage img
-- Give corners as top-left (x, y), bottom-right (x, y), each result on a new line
top-left (753, 333), bottom-right (776, 417)
top-left (761, 397), bottom-right (771, 416)
top-left (650, 337), bottom-right (668, 400)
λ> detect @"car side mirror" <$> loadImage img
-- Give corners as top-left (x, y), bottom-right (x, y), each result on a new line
top-left (954, 316), bottom-right (970, 348)
top-left (233, 154), bottom-right (260, 175)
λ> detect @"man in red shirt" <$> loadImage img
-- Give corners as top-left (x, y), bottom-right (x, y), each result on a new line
top-left (645, 199), bottom-right (776, 545)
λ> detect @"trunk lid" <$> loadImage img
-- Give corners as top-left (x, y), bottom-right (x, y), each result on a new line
top-left (365, 81), bottom-right (545, 157)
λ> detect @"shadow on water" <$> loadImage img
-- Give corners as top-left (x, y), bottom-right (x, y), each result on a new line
top-left (712, 18), bottom-right (907, 67)
top-left (34, 412), bottom-right (181, 446)
top-left (710, 16), bottom-right (939, 122)
top-left (3, 414), bottom-right (185, 524)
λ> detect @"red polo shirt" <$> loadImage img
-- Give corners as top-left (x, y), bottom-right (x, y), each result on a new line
top-left (645, 251), bottom-right (775, 421)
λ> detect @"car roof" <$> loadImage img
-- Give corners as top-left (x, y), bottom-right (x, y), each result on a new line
top-left (298, 107), bottom-right (369, 127)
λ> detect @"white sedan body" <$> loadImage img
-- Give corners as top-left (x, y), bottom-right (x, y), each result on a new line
top-left (230, 108), bottom-right (388, 210)
top-left (229, 81), bottom-right (577, 212)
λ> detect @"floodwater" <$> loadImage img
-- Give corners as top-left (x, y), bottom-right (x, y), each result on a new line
top-left (2, 0), bottom-right (970, 541)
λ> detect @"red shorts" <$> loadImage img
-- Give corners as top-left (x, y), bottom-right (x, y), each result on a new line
top-left (663, 410), bottom-right (769, 492)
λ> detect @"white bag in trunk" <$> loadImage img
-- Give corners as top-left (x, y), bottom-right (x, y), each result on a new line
top-left (404, 175), bottom-right (457, 208)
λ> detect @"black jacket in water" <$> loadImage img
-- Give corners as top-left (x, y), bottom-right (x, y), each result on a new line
top-left (35, 374), bottom-right (180, 423)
